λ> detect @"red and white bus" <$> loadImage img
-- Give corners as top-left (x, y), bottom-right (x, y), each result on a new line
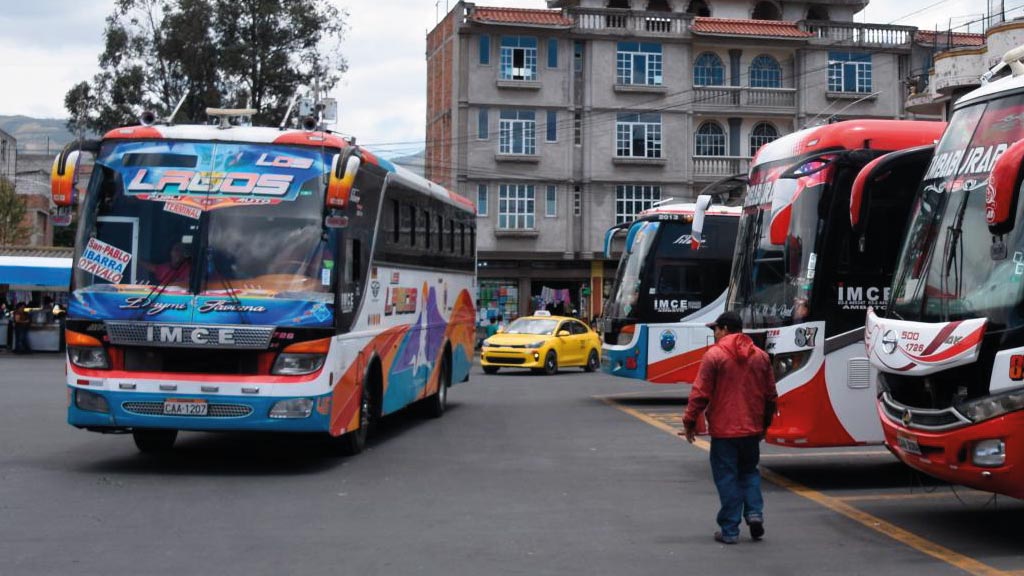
top-left (54, 110), bottom-right (476, 453)
top-left (600, 197), bottom-right (740, 384)
top-left (867, 47), bottom-right (1024, 497)
top-left (729, 119), bottom-right (945, 447)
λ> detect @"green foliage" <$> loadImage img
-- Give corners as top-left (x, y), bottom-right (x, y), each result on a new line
top-left (66, 0), bottom-right (347, 133)
top-left (0, 180), bottom-right (29, 246)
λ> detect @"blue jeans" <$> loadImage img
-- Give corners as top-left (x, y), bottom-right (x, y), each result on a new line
top-left (709, 436), bottom-right (764, 539)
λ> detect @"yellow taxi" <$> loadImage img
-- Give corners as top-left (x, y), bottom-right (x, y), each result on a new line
top-left (481, 312), bottom-right (601, 375)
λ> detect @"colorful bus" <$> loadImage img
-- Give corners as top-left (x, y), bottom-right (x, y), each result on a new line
top-left (729, 119), bottom-right (945, 447)
top-left (53, 111), bottom-right (476, 453)
top-left (600, 198), bottom-right (740, 383)
top-left (866, 47), bottom-right (1024, 497)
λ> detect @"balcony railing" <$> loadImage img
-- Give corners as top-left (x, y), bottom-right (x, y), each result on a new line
top-left (571, 8), bottom-right (690, 35)
top-left (692, 86), bottom-right (797, 109)
top-left (693, 156), bottom-right (752, 179)
top-left (800, 20), bottom-right (914, 48)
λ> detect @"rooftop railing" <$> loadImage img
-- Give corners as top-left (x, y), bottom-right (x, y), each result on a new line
top-left (800, 20), bottom-right (914, 48)
top-left (571, 8), bottom-right (691, 35)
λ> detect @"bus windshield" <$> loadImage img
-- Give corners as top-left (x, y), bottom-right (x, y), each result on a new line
top-left (75, 140), bottom-right (335, 300)
top-left (890, 96), bottom-right (1024, 329)
top-left (728, 159), bottom-right (828, 328)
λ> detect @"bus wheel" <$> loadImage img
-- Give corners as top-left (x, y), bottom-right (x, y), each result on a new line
top-left (543, 351), bottom-right (558, 375)
top-left (423, 352), bottom-right (450, 419)
top-left (483, 366), bottom-right (499, 375)
top-left (584, 349), bottom-right (599, 372)
top-left (132, 429), bottom-right (177, 453)
top-left (336, 381), bottom-right (372, 456)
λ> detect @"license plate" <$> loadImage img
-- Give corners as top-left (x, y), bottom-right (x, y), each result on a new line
top-left (897, 434), bottom-right (921, 455)
top-left (163, 399), bottom-right (208, 416)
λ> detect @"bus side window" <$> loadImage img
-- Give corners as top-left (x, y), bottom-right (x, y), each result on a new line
top-left (345, 238), bottom-right (362, 284)
top-left (460, 223), bottom-right (466, 255)
top-left (424, 209), bottom-right (431, 250)
top-left (408, 204), bottom-right (417, 247)
top-left (391, 199), bottom-right (400, 244)
top-left (449, 220), bottom-right (456, 252)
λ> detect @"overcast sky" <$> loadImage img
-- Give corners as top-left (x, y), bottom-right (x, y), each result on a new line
top-left (0, 0), bottom-right (1000, 157)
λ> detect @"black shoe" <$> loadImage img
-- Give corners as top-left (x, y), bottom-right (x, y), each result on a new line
top-left (748, 519), bottom-right (765, 541)
top-left (714, 531), bottom-right (738, 545)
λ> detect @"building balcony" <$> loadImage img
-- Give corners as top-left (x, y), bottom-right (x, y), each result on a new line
top-left (800, 20), bottom-right (914, 49)
top-left (693, 156), bottom-right (751, 180)
top-left (692, 86), bottom-right (796, 112)
top-left (932, 47), bottom-right (985, 96)
top-left (570, 8), bottom-right (690, 36)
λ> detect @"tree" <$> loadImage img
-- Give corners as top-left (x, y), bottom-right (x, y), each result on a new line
top-left (0, 180), bottom-right (29, 246)
top-left (66, 0), bottom-right (347, 133)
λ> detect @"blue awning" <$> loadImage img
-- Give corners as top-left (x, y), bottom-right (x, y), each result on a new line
top-left (0, 256), bottom-right (73, 288)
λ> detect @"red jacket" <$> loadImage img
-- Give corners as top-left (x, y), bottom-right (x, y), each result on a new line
top-left (682, 333), bottom-right (777, 438)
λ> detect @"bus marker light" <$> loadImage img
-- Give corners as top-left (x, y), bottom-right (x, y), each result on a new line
top-left (625, 357), bottom-right (637, 370)
top-left (242, 387), bottom-right (260, 395)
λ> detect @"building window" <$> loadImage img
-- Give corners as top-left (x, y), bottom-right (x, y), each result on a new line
top-left (573, 112), bottom-right (582, 145)
top-left (546, 185), bottom-right (557, 217)
top-left (695, 121), bottom-right (727, 156)
top-left (749, 55), bottom-right (782, 88)
top-left (749, 122), bottom-right (779, 156)
top-left (752, 1), bottom-right (781, 20)
top-left (498, 184), bottom-right (535, 230)
top-left (480, 35), bottom-right (490, 65)
top-left (548, 38), bottom-right (558, 68)
top-left (500, 36), bottom-right (537, 81)
top-left (828, 52), bottom-right (872, 93)
top-left (694, 52), bottom-right (725, 87)
top-left (546, 110), bottom-right (557, 142)
top-left (478, 107), bottom-right (489, 140)
top-left (616, 113), bottom-right (662, 158)
top-left (499, 110), bottom-right (536, 155)
top-left (574, 40), bottom-right (584, 73)
top-left (573, 186), bottom-right (582, 216)
top-left (477, 184), bottom-right (488, 216)
top-left (616, 42), bottom-right (663, 86)
top-left (615, 185), bottom-right (661, 224)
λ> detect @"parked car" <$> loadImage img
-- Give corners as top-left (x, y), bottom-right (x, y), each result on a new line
top-left (480, 311), bottom-right (601, 375)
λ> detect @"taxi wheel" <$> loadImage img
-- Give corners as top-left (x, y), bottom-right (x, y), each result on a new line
top-left (584, 349), bottom-right (599, 372)
top-left (543, 350), bottom-right (558, 375)
top-left (132, 429), bottom-right (177, 453)
top-left (483, 366), bottom-right (499, 374)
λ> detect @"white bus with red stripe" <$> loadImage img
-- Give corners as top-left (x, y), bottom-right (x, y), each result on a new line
top-left (728, 119), bottom-right (945, 447)
top-left (866, 46), bottom-right (1024, 497)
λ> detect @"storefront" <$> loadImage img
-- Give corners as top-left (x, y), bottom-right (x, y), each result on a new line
top-left (0, 250), bottom-right (72, 352)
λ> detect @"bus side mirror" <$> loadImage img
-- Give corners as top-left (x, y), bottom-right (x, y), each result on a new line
top-left (851, 144), bottom-right (935, 234)
top-left (557, 330), bottom-right (570, 337)
top-left (987, 139), bottom-right (1024, 234)
top-left (51, 147), bottom-right (83, 207)
top-left (326, 152), bottom-right (361, 209)
top-left (690, 194), bottom-right (712, 249)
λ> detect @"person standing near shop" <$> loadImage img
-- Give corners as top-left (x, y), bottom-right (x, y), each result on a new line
top-left (12, 302), bottom-right (31, 354)
top-left (681, 311), bottom-right (776, 544)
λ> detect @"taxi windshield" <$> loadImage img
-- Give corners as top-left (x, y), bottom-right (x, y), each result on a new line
top-left (506, 318), bottom-right (559, 335)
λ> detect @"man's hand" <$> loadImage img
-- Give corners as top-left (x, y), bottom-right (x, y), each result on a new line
top-left (678, 425), bottom-right (696, 443)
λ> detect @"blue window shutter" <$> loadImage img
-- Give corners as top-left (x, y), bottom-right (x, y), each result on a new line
top-left (480, 35), bottom-right (490, 65)
top-left (548, 38), bottom-right (558, 68)
top-left (547, 111), bottom-right (557, 142)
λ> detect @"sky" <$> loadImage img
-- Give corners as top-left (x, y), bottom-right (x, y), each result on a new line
top-left (0, 0), bottom-right (1004, 157)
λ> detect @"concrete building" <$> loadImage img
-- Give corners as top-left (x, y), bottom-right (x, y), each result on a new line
top-left (0, 128), bottom-right (14, 184)
top-left (14, 153), bottom-right (59, 247)
top-left (427, 0), bottom-right (934, 321)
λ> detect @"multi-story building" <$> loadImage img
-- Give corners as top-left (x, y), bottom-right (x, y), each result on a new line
top-left (427, 0), bottom-right (932, 321)
top-left (0, 128), bottom-right (14, 184)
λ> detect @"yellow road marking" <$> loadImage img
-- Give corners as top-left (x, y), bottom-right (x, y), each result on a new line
top-left (835, 492), bottom-right (992, 503)
top-left (600, 396), bottom-right (1009, 576)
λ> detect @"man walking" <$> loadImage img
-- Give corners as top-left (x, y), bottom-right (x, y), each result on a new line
top-left (681, 311), bottom-right (776, 544)
top-left (12, 302), bottom-right (31, 354)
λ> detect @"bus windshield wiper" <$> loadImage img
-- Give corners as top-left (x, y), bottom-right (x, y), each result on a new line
top-left (940, 189), bottom-right (970, 321)
top-left (134, 256), bottom-right (191, 321)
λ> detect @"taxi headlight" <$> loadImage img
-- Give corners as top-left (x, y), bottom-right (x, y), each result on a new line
top-left (957, 389), bottom-right (1024, 423)
top-left (525, 341), bottom-right (545, 349)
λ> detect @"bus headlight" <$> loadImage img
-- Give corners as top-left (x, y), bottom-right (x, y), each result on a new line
top-left (957, 389), bottom-right (1024, 423)
top-left (68, 347), bottom-right (111, 370)
top-left (75, 389), bottom-right (110, 413)
top-left (972, 439), bottom-right (1006, 467)
top-left (772, 350), bottom-right (812, 381)
top-left (271, 338), bottom-right (330, 375)
top-left (271, 354), bottom-right (327, 375)
top-left (269, 398), bottom-right (314, 419)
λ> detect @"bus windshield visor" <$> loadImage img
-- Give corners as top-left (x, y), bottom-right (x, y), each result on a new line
top-left (728, 159), bottom-right (827, 328)
top-left (890, 96), bottom-right (1024, 329)
top-left (74, 141), bottom-right (336, 299)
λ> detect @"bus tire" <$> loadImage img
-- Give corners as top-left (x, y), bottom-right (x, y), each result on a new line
top-left (132, 429), bottom-right (177, 453)
top-left (584, 349), bottom-right (599, 372)
top-left (483, 366), bottom-right (499, 375)
top-left (335, 372), bottom-right (375, 456)
top-left (543, 350), bottom-right (558, 375)
top-left (423, 349), bottom-right (450, 419)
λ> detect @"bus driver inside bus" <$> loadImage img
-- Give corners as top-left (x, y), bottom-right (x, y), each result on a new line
top-left (142, 242), bottom-right (191, 287)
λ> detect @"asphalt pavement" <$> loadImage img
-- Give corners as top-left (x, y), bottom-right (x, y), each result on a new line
top-left (0, 353), bottom-right (1020, 576)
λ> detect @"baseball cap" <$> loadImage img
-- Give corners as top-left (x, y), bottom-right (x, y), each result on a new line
top-left (706, 311), bottom-right (743, 332)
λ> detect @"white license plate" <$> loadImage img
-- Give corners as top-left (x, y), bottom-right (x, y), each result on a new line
top-left (163, 399), bottom-right (208, 416)
top-left (897, 434), bottom-right (921, 455)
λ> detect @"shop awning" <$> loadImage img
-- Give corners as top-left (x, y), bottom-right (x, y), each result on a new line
top-left (0, 256), bottom-right (73, 288)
